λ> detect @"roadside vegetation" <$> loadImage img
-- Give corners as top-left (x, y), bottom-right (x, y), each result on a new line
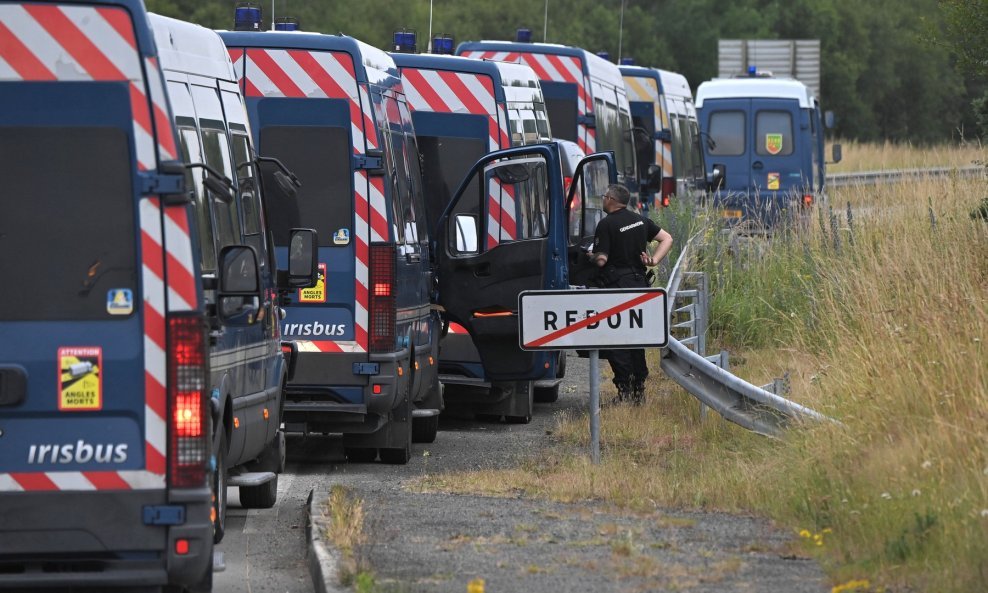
top-left (415, 146), bottom-right (988, 592)
top-left (322, 485), bottom-right (376, 592)
top-left (828, 139), bottom-right (984, 172)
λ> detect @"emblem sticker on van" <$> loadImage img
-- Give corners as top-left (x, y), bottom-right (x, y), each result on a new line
top-left (333, 228), bottom-right (350, 245)
top-left (58, 347), bottom-right (103, 411)
top-left (106, 288), bottom-right (134, 315)
top-left (299, 263), bottom-right (327, 303)
top-left (765, 133), bottom-right (783, 155)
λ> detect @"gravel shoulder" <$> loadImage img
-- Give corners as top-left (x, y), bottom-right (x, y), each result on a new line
top-left (305, 355), bottom-right (829, 593)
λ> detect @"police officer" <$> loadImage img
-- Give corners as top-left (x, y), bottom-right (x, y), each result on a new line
top-left (589, 184), bottom-right (673, 404)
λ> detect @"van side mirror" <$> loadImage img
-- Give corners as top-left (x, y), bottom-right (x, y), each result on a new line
top-left (644, 164), bottom-right (662, 192)
top-left (824, 111), bottom-right (836, 129)
top-left (285, 228), bottom-right (318, 288)
top-left (186, 162), bottom-right (234, 202)
top-left (709, 164), bottom-right (726, 191)
top-left (655, 129), bottom-right (672, 143)
top-left (831, 143), bottom-right (842, 164)
top-left (217, 245), bottom-right (261, 326)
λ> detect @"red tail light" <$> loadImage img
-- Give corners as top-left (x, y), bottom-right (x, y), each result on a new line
top-left (802, 193), bottom-right (814, 207)
top-left (661, 177), bottom-right (676, 207)
top-left (563, 176), bottom-right (573, 194)
top-left (167, 313), bottom-right (208, 488)
top-left (369, 244), bottom-right (396, 353)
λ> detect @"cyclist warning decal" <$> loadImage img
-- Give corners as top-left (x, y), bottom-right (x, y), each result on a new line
top-left (765, 133), bottom-right (783, 155)
top-left (767, 172), bottom-right (780, 190)
top-left (299, 263), bottom-right (327, 303)
top-left (58, 347), bottom-right (103, 411)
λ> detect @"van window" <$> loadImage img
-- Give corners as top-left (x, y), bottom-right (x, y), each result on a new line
top-left (200, 124), bottom-right (241, 252)
top-left (177, 123), bottom-right (217, 272)
top-left (260, 125), bottom-right (352, 247)
top-left (399, 102), bottom-right (429, 244)
top-left (708, 111), bottom-right (745, 156)
top-left (755, 110), bottom-right (794, 156)
top-left (486, 156), bottom-right (550, 243)
top-left (417, 135), bottom-right (485, 231)
top-left (594, 97), bottom-right (635, 179)
top-left (0, 127), bottom-right (135, 321)
top-left (545, 97), bottom-right (578, 142)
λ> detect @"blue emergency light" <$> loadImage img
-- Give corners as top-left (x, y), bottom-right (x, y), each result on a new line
top-left (748, 65), bottom-right (758, 76)
top-left (393, 29), bottom-right (417, 53)
top-left (274, 17), bottom-right (299, 31)
top-left (516, 28), bottom-right (532, 43)
top-left (234, 2), bottom-right (262, 32)
top-left (596, 51), bottom-right (610, 61)
top-left (620, 57), bottom-right (634, 66)
top-left (431, 35), bottom-right (454, 55)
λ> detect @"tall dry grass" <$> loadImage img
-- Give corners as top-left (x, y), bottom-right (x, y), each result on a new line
top-left (829, 139), bottom-right (985, 172)
top-left (415, 174), bottom-right (988, 592)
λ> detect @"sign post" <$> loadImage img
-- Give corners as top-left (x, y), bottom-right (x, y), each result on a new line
top-left (519, 288), bottom-right (668, 464)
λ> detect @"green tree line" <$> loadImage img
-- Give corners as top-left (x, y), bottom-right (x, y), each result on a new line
top-left (145, 0), bottom-right (988, 144)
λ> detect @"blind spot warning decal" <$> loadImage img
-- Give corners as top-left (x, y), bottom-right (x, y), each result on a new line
top-left (58, 347), bottom-right (103, 412)
top-left (299, 263), bottom-right (327, 303)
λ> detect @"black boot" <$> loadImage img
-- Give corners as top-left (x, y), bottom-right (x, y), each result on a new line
top-left (611, 382), bottom-right (632, 406)
top-left (631, 381), bottom-right (646, 406)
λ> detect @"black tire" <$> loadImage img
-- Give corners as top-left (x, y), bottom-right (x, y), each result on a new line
top-left (212, 432), bottom-right (227, 545)
top-left (533, 384), bottom-right (560, 403)
top-left (344, 447), bottom-right (377, 463)
top-left (239, 474), bottom-right (278, 509)
top-left (505, 413), bottom-right (532, 424)
top-left (412, 415), bottom-right (439, 443)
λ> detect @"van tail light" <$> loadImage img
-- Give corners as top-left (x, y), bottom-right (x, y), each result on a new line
top-left (563, 176), bottom-right (573, 194)
top-left (369, 243), bottom-right (396, 353)
top-left (802, 193), bottom-right (814, 208)
top-left (660, 177), bottom-right (676, 207)
top-left (167, 313), bottom-right (209, 488)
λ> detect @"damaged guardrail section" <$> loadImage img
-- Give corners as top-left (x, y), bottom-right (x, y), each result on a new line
top-left (659, 241), bottom-right (839, 437)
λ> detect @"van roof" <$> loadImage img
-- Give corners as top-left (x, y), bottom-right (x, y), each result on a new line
top-left (217, 30), bottom-right (400, 85)
top-left (695, 77), bottom-right (815, 108)
top-left (151, 14), bottom-right (235, 81)
top-left (620, 66), bottom-right (693, 99)
top-left (457, 40), bottom-right (626, 90)
top-left (391, 52), bottom-right (538, 86)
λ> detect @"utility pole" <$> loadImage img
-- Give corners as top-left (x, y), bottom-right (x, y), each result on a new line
top-left (617, 0), bottom-right (625, 62)
top-left (543, 0), bottom-right (549, 42)
top-left (428, 0), bottom-right (433, 52)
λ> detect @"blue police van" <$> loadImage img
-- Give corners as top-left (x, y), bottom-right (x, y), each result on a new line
top-left (696, 75), bottom-right (840, 232)
top-left (221, 19), bottom-right (443, 463)
top-left (0, 3), bottom-right (316, 589)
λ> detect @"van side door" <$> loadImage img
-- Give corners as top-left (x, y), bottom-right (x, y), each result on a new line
top-left (433, 145), bottom-right (564, 380)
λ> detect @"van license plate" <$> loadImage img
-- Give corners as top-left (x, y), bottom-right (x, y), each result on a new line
top-left (722, 209), bottom-right (742, 219)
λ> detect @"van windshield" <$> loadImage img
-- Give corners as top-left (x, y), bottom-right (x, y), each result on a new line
top-left (259, 125), bottom-right (352, 247)
top-left (0, 127), bottom-right (136, 321)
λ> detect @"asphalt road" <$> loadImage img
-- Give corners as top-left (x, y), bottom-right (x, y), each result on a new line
top-left (214, 355), bottom-right (828, 593)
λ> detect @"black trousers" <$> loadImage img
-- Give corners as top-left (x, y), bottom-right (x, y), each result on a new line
top-left (606, 272), bottom-right (649, 388)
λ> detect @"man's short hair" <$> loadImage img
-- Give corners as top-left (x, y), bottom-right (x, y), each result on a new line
top-left (606, 184), bottom-right (631, 205)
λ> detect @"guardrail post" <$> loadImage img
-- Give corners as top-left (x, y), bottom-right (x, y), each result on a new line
top-left (589, 350), bottom-right (601, 465)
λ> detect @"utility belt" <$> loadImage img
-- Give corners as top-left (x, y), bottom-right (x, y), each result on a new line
top-left (592, 265), bottom-right (646, 288)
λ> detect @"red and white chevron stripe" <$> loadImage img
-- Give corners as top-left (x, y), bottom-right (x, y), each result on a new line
top-left (461, 50), bottom-right (595, 155)
top-left (0, 3), bottom-right (192, 491)
top-left (232, 47), bottom-right (386, 353)
top-left (400, 67), bottom-right (516, 246)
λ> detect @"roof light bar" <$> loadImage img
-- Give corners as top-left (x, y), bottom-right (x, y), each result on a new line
top-left (516, 28), bottom-right (532, 43)
top-left (274, 16), bottom-right (300, 31)
top-left (431, 34), bottom-right (454, 55)
top-left (234, 2), bottom-right (262, 32)
top-left (393, 29), bottom-right (417, 53)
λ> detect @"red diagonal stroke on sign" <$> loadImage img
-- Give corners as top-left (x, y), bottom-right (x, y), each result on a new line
top-left (524, 291), bottom-right (663, 349)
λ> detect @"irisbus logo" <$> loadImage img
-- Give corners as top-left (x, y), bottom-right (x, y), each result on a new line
top-left (28, 440), bottom-right (128, 465)
top-left (281, 321), bottom-right (346, 337)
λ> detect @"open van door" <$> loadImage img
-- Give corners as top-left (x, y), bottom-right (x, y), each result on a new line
top-left (434, 144), bottom-right (567, 380)
top-left (565, 152), bottom-right (619, 288)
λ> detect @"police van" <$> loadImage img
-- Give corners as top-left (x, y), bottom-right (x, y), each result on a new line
top-left (220, 18), bottom-right (443, 462)
top-left (620, 64), bottom-right (707, 210)
top-left (696, 74), bottom-right (841, 231)
top-left (0, 2), bottom-right (314, 590)
top-left (458, 34), bottom-right (639, 207)
top-left (391, 47), bottom-right (566, 413)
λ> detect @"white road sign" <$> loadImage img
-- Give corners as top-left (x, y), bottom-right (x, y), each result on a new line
top-left (518, 288), bottom-right (669, 350)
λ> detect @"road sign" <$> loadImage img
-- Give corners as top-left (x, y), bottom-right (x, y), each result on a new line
top-left (519, 288), bottom-right (668, 351)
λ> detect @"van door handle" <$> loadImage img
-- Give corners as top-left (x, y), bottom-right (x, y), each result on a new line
top-left (752, 160), bottom-right (764, 170)
top-left (474, 263), bottom-right (491, 277)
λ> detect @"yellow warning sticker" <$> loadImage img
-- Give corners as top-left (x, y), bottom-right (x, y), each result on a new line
top-left (767, 172), bottom-right (780, 190)
top-left (299, 263), bottom-right (327, 303)
top-left (58, 346), bottom-right (103, 411)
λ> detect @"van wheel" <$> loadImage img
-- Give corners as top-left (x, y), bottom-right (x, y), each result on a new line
top-left (344, 447), bottom-right (377, 463)
top-left (240, 474), bottom-right (278, 509)
top-left (212, 433), bottom-right (228, 545)
top-left (412, 415), bottom-right (439, 443)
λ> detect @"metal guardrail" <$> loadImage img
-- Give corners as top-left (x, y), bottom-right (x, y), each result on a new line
top-left (826, 165), bottom-right (984, 188)
top-left (659, 241), bottom-right (837, 437)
